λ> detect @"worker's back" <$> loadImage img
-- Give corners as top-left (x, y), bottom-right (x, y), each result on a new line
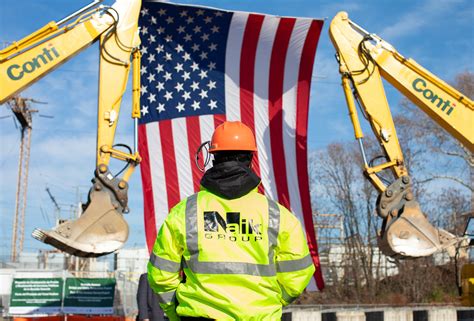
top-left (149, 186), bottom-right (315, 320)
top-left (147, 121), bottom-right (315, 320)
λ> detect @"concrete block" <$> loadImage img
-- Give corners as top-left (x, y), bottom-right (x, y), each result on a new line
top-left (292, 310), bottom-right (322, 321)
top-left (336, 310), bottom-right (365, 321)
top-left (384, 309), bottom-right (413, 321)
top-left (428, 308), bottom-right (457, 321)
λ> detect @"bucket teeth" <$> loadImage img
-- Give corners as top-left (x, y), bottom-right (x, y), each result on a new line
top-left (32, 182), bottom-right (129, 257)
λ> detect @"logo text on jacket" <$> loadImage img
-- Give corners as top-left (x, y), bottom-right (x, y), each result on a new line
top-left (203, 211), bottom-right (263, 242)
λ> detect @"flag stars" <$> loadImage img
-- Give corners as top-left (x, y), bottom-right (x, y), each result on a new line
top-left (182, 52), bottom-right (191, 61)
top-left (156, 82), bottom-right (165, 91)
top-left (192, 100), bottom-right (201, 110)
top-left (147, 93), bottom-right (156, 103)
top-left (208, 43), bottom-right (217, 51)
top-left (147, 73), bottom-right (156, 82)
top-left (174, 63), bottom-right (184, 72)
top-left (164, 91), bottom-right (173, 101)
top-left (199, 51), bottom-right (208, 60)
top-left (181, 71), bottom-right (191, 81)
top-left (157, 103), bottom-right (165, 113)
top-left (207, 62), bottom-right (216, 70)
top-left (164, 72), bottom-right (172, 81)
top-left (175, 82), bottom-right (184, 92)
top-left (156, 45), bottom-right (164, 53)
top-left (207, 80), bottom-right (216, 90)
top-left (208, 100), bottom-right (217, 110)
top-left (176, 102), bottom-right (185, 112)
top-left (182, 91), bottom-right (191, 101)
top-left (155, 64), bottom-right (164, 73)
top-left (175, 44), bottom-right (184, 53)
top-left (191, 81), bottom-right (200, 91)
top-left (201, 33), bottom-right (209, 41)
top-left (190, 62), bottom-right (199, 71)
top-left (139, 7), bottom-right (230, 120)
top-left (140, 8), bottom-right (149, 16)
top-left (184, 34), bottom-right (192, 42)
top-left (199, 89), bottom-right (208, 99)
top-left (147, 54), bottom-right (155, 63)
top-left (199, 70), bottom-right (208, 79)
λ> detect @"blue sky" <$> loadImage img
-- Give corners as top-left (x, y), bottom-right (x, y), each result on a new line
top-left (0, 0), bottom-right (472, 258)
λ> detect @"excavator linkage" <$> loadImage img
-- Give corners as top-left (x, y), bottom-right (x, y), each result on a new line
top-left (32, 168), bottom-right (129, 257)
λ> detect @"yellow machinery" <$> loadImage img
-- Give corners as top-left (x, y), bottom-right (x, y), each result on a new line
top-left (329, 12), bottom-right (473, 259)
top-left (2, 3), bottom-right (472, 264)
top-left (461, 216), bottom-right (474, 305)
top-left (0, 0), bottom-right (142, 257)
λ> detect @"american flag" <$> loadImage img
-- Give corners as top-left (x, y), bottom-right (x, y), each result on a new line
top-left (138, 1), bottom-right (324, 290)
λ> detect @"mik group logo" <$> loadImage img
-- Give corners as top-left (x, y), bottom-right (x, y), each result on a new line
top-left (203, 211), bottom-right (263, 242)
top-left (7, 44), bottom-right (60, 81)
top-left (412, 78), bottom-right (456, 116)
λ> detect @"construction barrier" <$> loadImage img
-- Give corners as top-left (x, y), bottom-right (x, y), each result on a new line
top-left (283, 306), bottom-right (474, 321)
top-left (336, 311), bottom-right (366, 321)
top-left (384, 309), bottom-right (413, 321)
top-left (13, 317), bottom-right (125, 321)
top-left (13, 316), bottom-right (64, 321)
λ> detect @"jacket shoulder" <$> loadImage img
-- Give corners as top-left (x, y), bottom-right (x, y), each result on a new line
top-left (267, 198), bottom-right (303, 231)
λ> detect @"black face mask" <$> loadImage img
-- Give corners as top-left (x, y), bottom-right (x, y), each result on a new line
top-left (200, 160), bottom-right (261, 199)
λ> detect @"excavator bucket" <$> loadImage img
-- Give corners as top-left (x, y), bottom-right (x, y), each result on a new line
top-left (376, 177), bottom-right (462, 259)
top-left (378, 202), bottom-right (460, 259)
top-left (32, 168), bottom-right (130, 257)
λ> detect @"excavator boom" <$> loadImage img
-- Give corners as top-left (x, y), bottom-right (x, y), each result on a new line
top-left (329, 12), bottom-right (473, 259)
top-left (1, 0), bottom-right (141, 257)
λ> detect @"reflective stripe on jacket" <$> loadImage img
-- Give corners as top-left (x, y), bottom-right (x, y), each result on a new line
top-left (147, 187), bottom-right (315, 320)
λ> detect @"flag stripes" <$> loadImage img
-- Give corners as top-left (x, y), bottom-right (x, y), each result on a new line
top-left (138, 2), bottom-right (324, 289)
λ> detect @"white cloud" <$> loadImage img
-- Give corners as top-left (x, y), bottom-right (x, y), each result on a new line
top-left (380, 0), bottom-right (463, 40)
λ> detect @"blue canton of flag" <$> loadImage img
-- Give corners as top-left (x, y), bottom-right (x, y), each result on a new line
top-left (138, 2), bottom-right (231, 124)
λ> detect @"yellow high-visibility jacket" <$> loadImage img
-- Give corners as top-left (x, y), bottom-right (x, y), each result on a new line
top-left (147, 187), bottom-right (315, 320)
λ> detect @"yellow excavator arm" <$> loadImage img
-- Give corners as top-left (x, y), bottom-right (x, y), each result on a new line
top-left (1, 0), bottom-right (142, 257)
top-left (329, 12), bottom-right (473, 259)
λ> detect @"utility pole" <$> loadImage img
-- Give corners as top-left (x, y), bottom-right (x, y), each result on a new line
top-left (10, 96), bottom-right (38, 262)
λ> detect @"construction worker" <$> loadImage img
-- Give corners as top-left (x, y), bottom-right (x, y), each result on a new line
top-left (137, 273), bottom-right (166, 321)
top-left (147, 121), bottom-right (315, 320)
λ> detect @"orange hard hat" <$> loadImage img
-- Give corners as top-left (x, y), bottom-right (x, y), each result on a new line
top-left (209, 121), bottom-right (257, 153)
